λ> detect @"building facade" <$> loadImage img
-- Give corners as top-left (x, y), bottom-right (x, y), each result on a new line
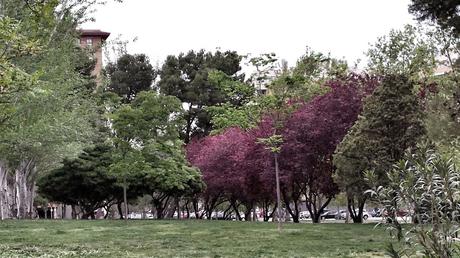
top-left (78, 29), bottom-right (110, 79)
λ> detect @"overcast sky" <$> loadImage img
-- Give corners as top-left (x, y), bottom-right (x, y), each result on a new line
top-left (85, 0), bottom-right (415, 68)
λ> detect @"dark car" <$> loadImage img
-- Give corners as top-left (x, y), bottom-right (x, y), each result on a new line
top-left (320, 211), bottom-right (338, 220)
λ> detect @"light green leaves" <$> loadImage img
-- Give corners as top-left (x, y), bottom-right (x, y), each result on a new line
top-left (257, 134), bottom-right (283, 154)
top-left (110, 90), bottom-right (203, 194)
top-left (366, 24), bottom-right (437, 79)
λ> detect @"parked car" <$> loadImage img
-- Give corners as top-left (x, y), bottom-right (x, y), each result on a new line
top-left (299, 211), bottom-right (310, 220)
top-left (396, 209), bottom-right (409, 217)
top-left (127, 212), bottom-right (142, 219)
top-left (362, 211), bottom-right (369, 220)
top-left (320, 211), bottom-right (338, 220)
top-left (335, 210), bottom-right (369, 220)
top-left (370, 208), bottom-right (382, 217)
top-left (383, 209), bottom-right (411, 223)
top-left (335, 210), bottom-right (347, 220)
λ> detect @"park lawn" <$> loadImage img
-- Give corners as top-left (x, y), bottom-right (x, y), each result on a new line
top-left (0, 220), bottom-right (392, 258)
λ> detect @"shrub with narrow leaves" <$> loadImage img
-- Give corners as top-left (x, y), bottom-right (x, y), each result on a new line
top-left (366, 148), bottom-right (460, 258)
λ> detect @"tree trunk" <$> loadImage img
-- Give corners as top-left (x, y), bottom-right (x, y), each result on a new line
top-left (62, 205), bottom-right (66, 219)
top-left (164, 198), bottom-right (175, 218)
top-left (274, 153), bottom-right (282, 232)
top-left (71, 205), bottom-right (77, 219)
top-left (0, 163), bottom-right (6, 220)
top-left (231, 200), bottom-right (242, 221)
top-left (27, 183), bottom-right (35, 219)
top-left (117, 202), bottom-right (124, 219)
top-left (175, 198), bottom-right (181, 219)
top-left (123, 181), bottom-right (128, 222)
top-left (244, 203), bottom-right (252, 221)
top-left (22, 171), bottom-right (28, 218)
top-left (0, 188), bottom-right (3, 221)
top-left (202, 196), bottom-right (222, 220)
top-left (26, 164), bottom-right (38, 219)
top-left (284, 195), bottom-right (300, 223)
top-left (192, 198), bottom-right (200, 219)
top-left (152, 195), bottom-right (169, 219)
top-left (14, 170), bottom-right (21, 219)
top-left (223, 209), bottom-right (232, 220)
top-left (348, 196), bottom-right (366, 223)
top-left (261, 201), bottom-right (276, 222)
top-left (12, 159), bottom-right (36, 219)
top-left (81, 208), bottom-right (94, 220)
top-left (184, 200), bottom-right (190, 219)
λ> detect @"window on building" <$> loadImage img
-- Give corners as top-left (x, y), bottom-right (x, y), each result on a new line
top-left (86, 38), bottom-right (93, 47)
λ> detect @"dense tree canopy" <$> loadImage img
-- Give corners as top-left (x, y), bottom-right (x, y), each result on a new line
top-left (38, 144), bottom-right (121, 219)
top-left (187, 126), bottom-right (274, 220)
top-left (334, 75), bottom-right (425, 223)
top-left (105, 53), bottom-right (156, 103)
top-left (2, 0), bottom-right (459, 233)
top-left (366, 24), bottom-right (436, 79)
top-left (0, 0), bottom-right (105, 219)
top-left (111, 91), bottom-right (203, 218)
top-left (281, 74), bottom-right (378, 222)
top-left (409, 0), bottom-right (460, 35)
top-left (158, 49), bottom-right (243, 142)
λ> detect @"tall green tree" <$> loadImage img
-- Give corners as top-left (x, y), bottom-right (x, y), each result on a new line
top-left (208, 49), bottom-right (347, 134)
top-left (366, 24), bottom-right (437, 81)
top-left (105, 53), bottom-right (156, 103)
top-left (110, 91), bottom-right (203, 219)
top-left (409, 0), bottom-right (460, 36)
top-left (0, 0), bottom-right (114, 219)
top-left (158, 49), bottom-right (242, 143)
top-left (366, 22), bottom-right (460, 169)
top-left (37, 144), bottom-right (121, 219)
top-left (421, 25), bottom-right (460, 165)
top-left (334, 75), bottom-right (425, 223)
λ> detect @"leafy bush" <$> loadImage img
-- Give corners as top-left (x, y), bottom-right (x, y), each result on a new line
top-left (366, 148), bottom-right (460, 258)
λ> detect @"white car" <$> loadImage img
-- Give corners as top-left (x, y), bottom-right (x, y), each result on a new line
top-left (127, 212), bottom-right (142, 219)
top-left (299, 211), bottom-right (310, 220)
top-left (336, 210), bottom-right (369, 220)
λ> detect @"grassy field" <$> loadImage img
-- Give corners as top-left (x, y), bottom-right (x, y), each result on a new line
top-left (0, 220), bottom-right (392, 257)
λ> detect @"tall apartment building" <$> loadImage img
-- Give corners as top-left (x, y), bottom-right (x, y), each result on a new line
top-left (78, 29), bottom-right (110, 79)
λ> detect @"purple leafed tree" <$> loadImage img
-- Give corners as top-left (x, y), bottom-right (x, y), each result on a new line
top-left (187, 74), bottom-right (379, 223)
top-left (281, 74), bottom-right (379, 223)
top-left (187, 127), bottom-right (274, 220)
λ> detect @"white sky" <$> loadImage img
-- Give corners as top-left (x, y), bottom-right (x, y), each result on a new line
top-left (85, 0), bottom-right (415, 68)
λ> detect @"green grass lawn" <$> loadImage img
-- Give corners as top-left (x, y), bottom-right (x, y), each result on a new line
top-left (0, 220), bottom-right (392, 257)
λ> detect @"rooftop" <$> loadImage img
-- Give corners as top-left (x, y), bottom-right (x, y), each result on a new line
top-left (78, 29), bottom-right (110, 40)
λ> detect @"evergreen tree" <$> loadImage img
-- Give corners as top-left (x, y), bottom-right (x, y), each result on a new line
top-left (158, 49), bottom-right (242, 143)
top-left (37, 144), bottom-right (121, 219)
top-left (334, 75), bottom-right (425, 223)
top-left (105, 53), bottom-right (156, 103)
top-left (409, 0), bottom-right (460, 35)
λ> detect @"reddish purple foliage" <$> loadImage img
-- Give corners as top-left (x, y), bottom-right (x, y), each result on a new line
top-left (186, 74), bottom-right (379, 221)
top-left (186, 127), bottom-right (275, 215)
top-left (280, 74), bottom-right (379, 221)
